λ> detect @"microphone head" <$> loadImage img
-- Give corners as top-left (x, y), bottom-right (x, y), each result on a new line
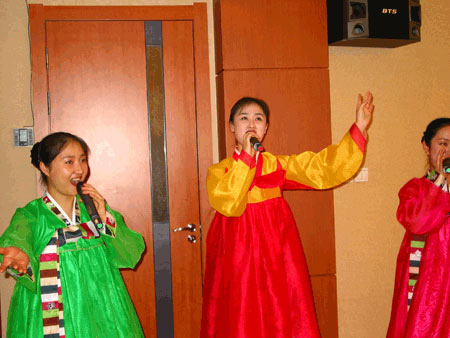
top-left (76, 181), bottom-right (83, 194)
top-left (443, 157), bottom-right (450, 174)
top-left (250, 137), bottom-right (264, 152)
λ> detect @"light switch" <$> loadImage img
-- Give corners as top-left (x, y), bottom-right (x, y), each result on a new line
top-left (14, 128), bottom-right (34, 147)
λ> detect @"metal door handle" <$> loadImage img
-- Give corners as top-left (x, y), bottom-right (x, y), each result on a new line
top-left (173, 223), bottom-right (196, 232)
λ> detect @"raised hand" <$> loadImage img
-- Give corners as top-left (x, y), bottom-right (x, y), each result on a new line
top-left (0, 247), bottom-right (30, 274)
top-left (355, 91), bottom-right (374, 138)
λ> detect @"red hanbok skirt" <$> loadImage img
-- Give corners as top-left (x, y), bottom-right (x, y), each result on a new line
top-left (201, 196), bottom-right (320, 338)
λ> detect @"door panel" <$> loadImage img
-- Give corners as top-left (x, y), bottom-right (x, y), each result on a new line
top-left (46, 21), bottom-right (157, 336)
top-left (214, 0), bottom-right (328, 71)
top-left (163, 21), bottom-right (203, 336)
top-left (46, 19), bottom-right (202, 337)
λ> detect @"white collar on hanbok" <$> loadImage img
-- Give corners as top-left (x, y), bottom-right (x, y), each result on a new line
top-left (45, 192), bottom-right (78, 226)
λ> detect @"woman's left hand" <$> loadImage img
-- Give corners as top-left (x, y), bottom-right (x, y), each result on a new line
top-left (355, 91), bottom-right (374, 139)
top-left (80, 183), bottom-right (107, 224)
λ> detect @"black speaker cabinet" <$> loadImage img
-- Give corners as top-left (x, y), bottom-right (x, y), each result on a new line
top-left (327, 0), bottom-right (421, 47)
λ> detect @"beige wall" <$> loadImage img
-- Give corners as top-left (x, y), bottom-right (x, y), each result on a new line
top-left (330, 2), bottom-right (450, 337)
top-left (1, 0), bottom-right (449, 337)
top-left (0, 0), bottom-right (37, 335)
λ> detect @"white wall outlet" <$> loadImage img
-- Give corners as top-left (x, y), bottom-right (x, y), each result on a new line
top-left (352, 167), bottom-right (368, 182)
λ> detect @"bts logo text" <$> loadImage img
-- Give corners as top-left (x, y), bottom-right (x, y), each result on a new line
top-left (382, 8), bottom-right (398, 14)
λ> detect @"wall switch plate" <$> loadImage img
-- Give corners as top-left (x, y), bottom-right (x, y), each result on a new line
top-left (14, 128), bottom-right (34, 147)
top-left (352, 167), bottom-right (368, 182)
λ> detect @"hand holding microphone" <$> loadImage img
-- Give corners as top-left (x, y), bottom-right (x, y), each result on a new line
top-left (76, 182), bottom-right (103, 228)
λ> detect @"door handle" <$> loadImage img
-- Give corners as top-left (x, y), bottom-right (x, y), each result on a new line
top-left (173, 223), bottom-right (196, 232)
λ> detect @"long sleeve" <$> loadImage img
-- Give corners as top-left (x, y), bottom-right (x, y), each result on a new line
top-left (94, 204), bottom-right (145, 269)
top-left (277, 124), bottom-right (366, 190)
top-left (397, 177), bottom-right (450, 234)
top-left (207, 150), bottom-right (256, 217)
top-left (0, 208), bottom-right (38, 292)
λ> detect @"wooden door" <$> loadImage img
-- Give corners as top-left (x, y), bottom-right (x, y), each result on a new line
top-left (44, 19), bottom-right (202, 338)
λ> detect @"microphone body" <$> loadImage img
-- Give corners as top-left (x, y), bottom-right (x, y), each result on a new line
top-left (76, 182), bottom-right (102, 227)
top-left (444, 158), bottom-right (450, 174)
top-left (250, 137), bottom-right (264, 152)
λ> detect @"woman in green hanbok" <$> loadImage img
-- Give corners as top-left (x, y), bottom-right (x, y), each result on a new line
top-left (0, 132), bottom-right (145, 338)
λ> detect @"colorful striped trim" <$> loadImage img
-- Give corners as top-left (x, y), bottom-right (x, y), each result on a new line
top-left (407, 233), bottom-right (427, 311)
top-left (40, 230), bottom-right (65, 338)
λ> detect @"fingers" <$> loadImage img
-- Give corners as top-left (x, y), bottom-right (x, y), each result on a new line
top-left (80, 183), bottom-right (107, 223)
top-left (356, 94), bottom-right (363, 110)
top-left (436, 148), bottom-right (446, 173)
top-left (0, 255), bottom-right (28, 274)
top-left (80, 184), bottom-right (105, 203)
top-left (243, 131), bottom-right (257, 157)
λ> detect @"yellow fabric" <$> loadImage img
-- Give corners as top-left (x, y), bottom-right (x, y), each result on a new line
top-left (207, 130), bottom-right (364, 217)
top-left (207, 157), bottom-right (256, 217)
top-left (248, 187), bottom-right (281, 204)
top-left (276, 131), bottom-right (363, 189)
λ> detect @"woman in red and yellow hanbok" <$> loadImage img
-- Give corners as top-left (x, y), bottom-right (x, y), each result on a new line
top-left (201, 94), bottom-right (374, 338)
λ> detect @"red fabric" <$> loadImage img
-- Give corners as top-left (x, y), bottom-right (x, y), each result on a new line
top-left (349, 123), bottom-right (366, 153)
top-left (201, 161), bottom-right (320, 338)
top-left (387, 177), bottom-right (450, 338)
top-left (232, 149), bottom-right (256, 168)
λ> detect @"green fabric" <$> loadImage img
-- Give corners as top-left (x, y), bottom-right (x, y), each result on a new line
top-left (0, 198), bottom-right (145, 337)
top-left (411, 240), bottom-right (426, 248)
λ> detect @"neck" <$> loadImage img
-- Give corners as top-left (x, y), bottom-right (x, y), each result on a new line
top-left (48, 189), bottom-right (74, 217)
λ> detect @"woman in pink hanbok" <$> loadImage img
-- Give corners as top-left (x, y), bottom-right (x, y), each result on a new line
top-left (387, 118), bottom-right (450, 338)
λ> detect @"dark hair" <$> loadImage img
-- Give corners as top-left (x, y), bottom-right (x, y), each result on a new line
top-left (229, 97), bottom-right (269, 123)
top-left (30, 132), bottom-right (90, 184)
top-left (421, 118), bottom-right (450, 146)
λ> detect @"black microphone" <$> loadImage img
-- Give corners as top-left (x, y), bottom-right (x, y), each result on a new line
top-left (76, 182), bottom-right (102, 228)
top-left (250, 137), bottom-right (264, 152)
top-left (444, 158), bottom-right (450, 174)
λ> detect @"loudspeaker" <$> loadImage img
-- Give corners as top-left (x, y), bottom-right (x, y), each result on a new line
top-left (327, 0), bottom-right (421, 47)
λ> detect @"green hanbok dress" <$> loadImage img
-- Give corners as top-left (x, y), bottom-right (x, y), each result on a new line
top-left (0, 193), bottom-right (145, 338)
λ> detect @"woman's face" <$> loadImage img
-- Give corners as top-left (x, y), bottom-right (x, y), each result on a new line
top-left (230, 103), bottom-right (268, 149)
top-left (40, 141), bottom-right (89, 201)
top-left (422, 125), bottom-right (450, 171)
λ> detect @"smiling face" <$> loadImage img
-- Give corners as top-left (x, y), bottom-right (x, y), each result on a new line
top-left (40, 141), bottom-right (89, 202)
top-left (422, 125), bottom-right (450, 171)
top-left (230, 103), bottom-right (268, 150)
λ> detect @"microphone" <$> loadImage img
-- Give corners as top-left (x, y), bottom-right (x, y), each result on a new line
top-left (444, 158), bottom-right (450, 174)
top-left (76, 182), bottom-right (102, 228)
top-left (250, 137), bottom-right (264, 152)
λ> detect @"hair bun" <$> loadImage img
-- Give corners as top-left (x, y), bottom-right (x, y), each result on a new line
top-left (30, 141), bottom-right (41, 168)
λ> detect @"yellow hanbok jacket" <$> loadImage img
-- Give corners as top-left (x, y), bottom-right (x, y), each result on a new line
top-left (201, 123), bottom-right (366, 338)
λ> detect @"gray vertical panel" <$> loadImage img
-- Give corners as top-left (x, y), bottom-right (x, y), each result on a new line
top-left (145, 20), bottom-right (174, 338)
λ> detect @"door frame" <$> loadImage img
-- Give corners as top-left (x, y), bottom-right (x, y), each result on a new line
top-left (29, 2), bottom-right (213, 333)
top-left (29, 3), bottom-right (213, 263)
